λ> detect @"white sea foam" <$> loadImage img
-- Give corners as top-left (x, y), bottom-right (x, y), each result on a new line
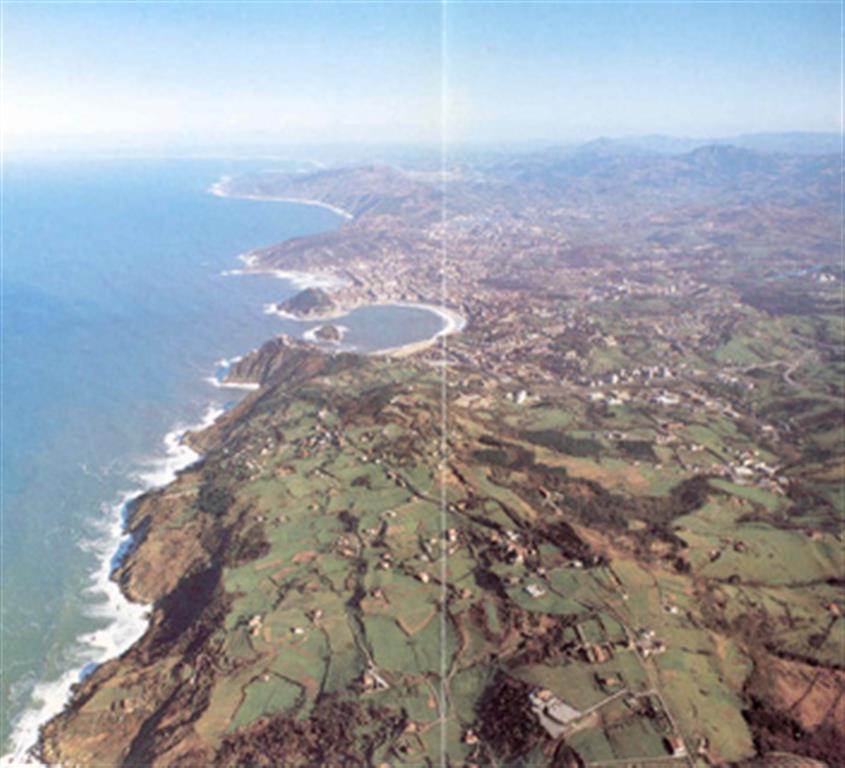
top-left (263, 302), bottom-right (292, 318)
top-left (204, 375), bottom-right (260, 391)
top-left (265, 269), bottom-right (346, 291)
top-left (224, 258), bottom-right (347, 294)
top-left (215, 354), bottom-right (243, 368)
top-left (1, 405), bottom-right (224, 766)
top-left (221, 249), bottom-right (346, 292)
top-left (302, 324), bottom-right (349, 345)
top-left (208, 178), bottom-right (354, 221)
top-left (204, 356), bottom-right (260, 391)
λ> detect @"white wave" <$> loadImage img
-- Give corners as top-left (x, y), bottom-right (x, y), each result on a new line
top-left (302, 324), bottom-right (349, 344)
top-left (1, 405), bottom-right (224, 766)
top-left (220, 251), bottom-right (346, 292)
top-left (204, 356), bottom-right (259, 391)
top-left (263, 302), bottom-right (292, 319)
top-left (204, 375), bottom-right (260, 391)
top-left (214, 355), bottom-right (242, 369)
top-left (224, 261), bottom-right (346, 293)
top-left (264, 269), bottom-right (346, 291)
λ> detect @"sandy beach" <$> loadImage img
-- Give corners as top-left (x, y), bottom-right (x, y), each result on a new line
top-left (209, 178), bottom-right (354, 221)
top-left (264, 301), bottom-right (466, 357)
top-left (370, 302), bottom-right (466, 356)
top-left (211, 179), bottom-right (466, 357)
top-left (264, 299), bottom-right (465, 357)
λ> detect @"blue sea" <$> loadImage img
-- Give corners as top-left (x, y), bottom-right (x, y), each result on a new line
top-left (0, 158), bottom-right (444, 758)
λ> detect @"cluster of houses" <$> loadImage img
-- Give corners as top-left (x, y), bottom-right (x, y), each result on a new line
top-left (634, 627), bottom-right (667, 658)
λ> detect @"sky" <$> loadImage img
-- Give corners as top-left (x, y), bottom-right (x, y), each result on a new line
top-left (2, 1), bottom-right (842, 151)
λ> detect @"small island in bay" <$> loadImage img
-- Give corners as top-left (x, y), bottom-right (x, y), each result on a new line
top-left (312, 323), bottom-right (344, 342)
top-left (7, 3), bottom-right (841, 767)
top-left (37, 146), bottom-right (844, 767)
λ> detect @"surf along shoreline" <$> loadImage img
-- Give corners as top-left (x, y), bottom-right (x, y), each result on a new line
top-left (3, 407), bottom-right (223, 766)
top-left (213, 176), bottom-right (466, 359)
top-left (209, 176), bottom-right (354, 221)
top-left (8, 174), bottom-right (464, 764)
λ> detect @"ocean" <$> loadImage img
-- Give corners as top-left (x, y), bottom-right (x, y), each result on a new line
top-left (0, 158), bottom-right (445, 758)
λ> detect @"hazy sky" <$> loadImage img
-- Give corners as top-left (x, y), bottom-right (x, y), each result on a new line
top-left (3, 1), bottom-right (841, 151)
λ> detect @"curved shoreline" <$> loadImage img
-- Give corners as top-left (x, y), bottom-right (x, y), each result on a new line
top-left (3, 179), bottom-right (352, 765)
top-left (262, 300), bottom-right (466, 357)
top-left (369, 302), bottom-right (466, 356)
top-left (209, 178), bottom-right (355, 221)
top-left (210, 176), bottom-right (466, 356)
top-left (9, 175), bottom-right (464, 764)
top-left (2, 406), bottom-right (223, 766)
top-left (223, 251), bottom-right (347, 293)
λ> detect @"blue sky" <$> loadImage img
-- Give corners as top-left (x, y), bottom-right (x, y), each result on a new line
top-left (2, 1), bottom-right (841, 149)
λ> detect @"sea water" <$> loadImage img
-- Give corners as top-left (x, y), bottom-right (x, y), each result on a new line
top-left (0, 157), bottom-right (444, 758)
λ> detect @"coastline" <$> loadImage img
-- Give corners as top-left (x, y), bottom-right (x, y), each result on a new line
top-left (204, 355), bottom-right (260, 391)
top-left (228, 251), bottom-right (465, 358)
top-left (209, 178), bottom-right (355, 221)
top-left (210, 176), bottom-right (465, 356)
top-left (12, 177), bottom-right (464, 764)
top-left (223, 251), bottom-right (347, 293)
top-left (370, 302), bottom-right (466, 356)
top-left (3, 181), bottom-right (349, 764)
top-left (2, 406), bottom-right (224, 766)
top-left (302, 323), bottom-right (349, 345)
top-left (262, 300), bottom-right (466, 358)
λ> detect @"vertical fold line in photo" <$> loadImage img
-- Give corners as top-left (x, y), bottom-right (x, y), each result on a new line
top-left (438, 0), bottom-right (451, 764)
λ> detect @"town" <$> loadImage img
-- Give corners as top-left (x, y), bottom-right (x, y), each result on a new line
top-left (40, 145), bottom-right (843, 767)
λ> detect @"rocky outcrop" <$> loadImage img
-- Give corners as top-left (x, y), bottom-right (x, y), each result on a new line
top-left (223, 335), bottom-right (358, 388)
top-left (276, 287), bottom-right (336, 319)
top-left (313, 324), bottom-right (343, 342)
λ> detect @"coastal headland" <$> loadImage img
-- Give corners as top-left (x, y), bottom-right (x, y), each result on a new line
top-left (209, 177), bottom-right (355, 221)
top-left (36, 152), bottom-right (844, 766)
top-left (215, 173), bottom-right (466, 358)
top-left (29, 169), bottom-right (466, 766)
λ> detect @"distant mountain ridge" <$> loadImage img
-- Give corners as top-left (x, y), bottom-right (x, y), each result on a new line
top-left (548, 131), bottom-right (840, 157)
top-left (221, 164), bottom-right (442, 223)
top-left (218, 134), bottom-right (838, 241)
top-left (492, 140), bottom-right (839, 210)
